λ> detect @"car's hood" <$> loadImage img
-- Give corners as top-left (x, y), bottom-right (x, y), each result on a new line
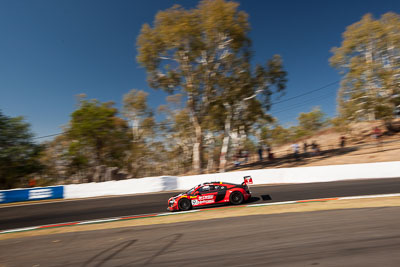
top-left (170, 193), bottom-right (186, 200)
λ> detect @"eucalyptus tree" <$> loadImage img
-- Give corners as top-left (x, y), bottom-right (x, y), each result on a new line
top-left (0, 111), bottom-right (43, 189)
top-left (67, 98), bottom-right (129, 170)
top-left (202, 101), bottom-right (225, 173)
top-left (217, 55), bottom-right (287, 171)
top-left (297, 107), bottom-right (326, 135)
top-left (137, 0), bottom-right (250, 173)
top-left (258, 123), bottom-right (292, 147)
top-left (330, 12), bottom-right (400, 127)
top-left (158, 94), bottom-right (195, 174)
top-left (122, 89), bottom-right (155, 142)
top-left (122, 89), bottom-right (156, 177)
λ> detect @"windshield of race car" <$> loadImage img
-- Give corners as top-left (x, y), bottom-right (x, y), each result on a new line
top-left (186, 184), bottom-right (201, 194)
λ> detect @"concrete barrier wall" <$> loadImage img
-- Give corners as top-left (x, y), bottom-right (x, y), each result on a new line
top-left (2, 162), bottom-right (398, 203)
top-left (63, 176), bottom-right (178, 199)
top-left (63, 161), bottom-right (400, 199)
top-left (0, 186), bottom-right (64, 204)
top-left (175, 161), bottom-right (400, 189)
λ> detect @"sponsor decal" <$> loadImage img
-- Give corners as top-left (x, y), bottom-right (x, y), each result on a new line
top-left (199, 200), bottom-right (214, 204)
top-left (29, 189), bottom-right (52, 200)
top-left (189, 195), bottom-right (215, 205)
top-left (198, 195), bottom-right (213, 201)
top-left (191, 199), bottom-right (214, 206)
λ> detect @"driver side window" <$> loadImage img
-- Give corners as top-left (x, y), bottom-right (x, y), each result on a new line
top-left (199, 185), bottom-right (210, 193)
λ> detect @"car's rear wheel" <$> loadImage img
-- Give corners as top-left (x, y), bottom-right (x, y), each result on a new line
top-left (229, 191), bottom-right (244, 205)
top-left (178, 198), bottom-right (192, 211)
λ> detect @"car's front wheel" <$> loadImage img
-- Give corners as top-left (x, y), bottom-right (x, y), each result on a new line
top-left (229, 191), bottom-right (244, 205)
top-left (178, 198), bottom-right (192, 211)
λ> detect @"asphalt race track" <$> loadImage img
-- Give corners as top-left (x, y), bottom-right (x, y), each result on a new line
top-left (1, 207), bottom-right (400, 266)
top-left (1, 177), bottom-right (400, 231)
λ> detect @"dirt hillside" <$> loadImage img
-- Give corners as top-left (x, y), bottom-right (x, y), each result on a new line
top-left (233, 120), bottom-right (400, 171)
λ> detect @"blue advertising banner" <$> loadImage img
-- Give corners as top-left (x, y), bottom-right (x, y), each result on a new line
top-left (0, 186), bottom-right (64, 204)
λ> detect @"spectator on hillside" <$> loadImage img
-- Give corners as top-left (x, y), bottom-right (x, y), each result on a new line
top-left (234, 150), bottom-right (242, 167)
top-left (340, 136), bottom-right (346, 148)
top-left (258, 146), bottom-right (263, 161)
top-left (292, 143), bottom-right (300, 160)
top-left (372, 126), bottom-right (383, 148)
top-left (303, 141), bottom-right (308, 153)
top-left (243, 150), bottom-right (249, 163)
top-left (311, 141), bottom-right (320, 156)
top-left (267, 146), bottom-right (274, 160)
top-left (29, 178), bottom-right (36, 187)
top-left (372, 126), bottom-right (382, 139)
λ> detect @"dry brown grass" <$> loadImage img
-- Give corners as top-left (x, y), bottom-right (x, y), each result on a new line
top-left (234, 120), bottom-right (400, 170)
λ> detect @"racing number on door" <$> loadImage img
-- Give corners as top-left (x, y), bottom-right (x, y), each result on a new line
top-left (191, 198), bottom-right (199, 206)
top-left (191, 185), bottom-right (217, 206)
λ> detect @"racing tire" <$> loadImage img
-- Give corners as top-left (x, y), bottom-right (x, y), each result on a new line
top-left (178, 198), bottom-right (192, 211)
top-left (229, 191), bottom-right (244, 205)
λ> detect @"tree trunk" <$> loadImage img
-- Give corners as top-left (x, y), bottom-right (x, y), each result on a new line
top-left (239, 125), bottom-right (247, 145)
top-left (132, 119), bottom-right (139, 141)
top-left (206, 133), bottom-right (215, 173)
top-left (182, 145), bottom-right (190, 173)
top-left (192, 121), bottom-right (203, 174)
top-left (365, 43), bottom-right (376, 121)
top-left (95, 139), bottom-right (103, 166)
top-left (368, 112), bottom-right (376, 121)
top-left (219, 110), bottom-right (233, 172)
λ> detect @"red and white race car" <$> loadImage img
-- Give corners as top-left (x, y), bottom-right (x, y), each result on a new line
top-left (168, 176), bottom-right (253, 211)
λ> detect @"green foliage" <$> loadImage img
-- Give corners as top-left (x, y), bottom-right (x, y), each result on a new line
top-left (330, 12), bottom-right (400, 123)
top-left (297, 107), bottom-right (326, 136)
top-left (67, 141), bottom-right (88, 173)
top-left (258, 108), bottom-right (327, 146)
top-left (253, 55), bottom-right (287, 110)
top-left (122, 89), bottom-right (160, 177)
top-left (123, 90), bottom-right (151, 121)
top-left (218, 54), bottom-right (287, 130)
top-left (259, 124), bottom-right (292, 146)
top-left (137, 0), bottom-right (254, 173)
top-left (330, 116), bottom-right (351, 134)
top-left (137, 0), bottom-right (287, 173)
top-left (0, 111), bottom-right (43, 189)
top-left (67, 98), bottom-right (129, 168)
top-left (157, 95), bottom-right (195, 174)
top-left (242, 138), bottom-right (257, 152)
top-left (123, 89), bottom-right (155, 140)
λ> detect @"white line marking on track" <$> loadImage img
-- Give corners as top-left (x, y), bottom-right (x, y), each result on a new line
top-left (2, 193), bottom-right (400, 235)
top-left (77, 218), bottom-right (119, 225)
top-left (339, 193), bottom-right (400, 200)
top-left (1, 227), bottom-right (38, 234)
top-left (246, 201), bottom-right (297, 207)
top-left (157, 210), bottom-right (200, 216)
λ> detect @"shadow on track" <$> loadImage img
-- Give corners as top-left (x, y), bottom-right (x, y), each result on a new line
top-left (247, 196), bottom-right (262, 203)
top-left (82, 239), bottom-right (137, 267)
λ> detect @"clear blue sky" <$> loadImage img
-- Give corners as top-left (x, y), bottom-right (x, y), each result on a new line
top-left (1, 0), bottom-right (399, 140)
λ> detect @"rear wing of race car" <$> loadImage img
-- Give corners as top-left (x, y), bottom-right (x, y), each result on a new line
top-left (243, 176), bottom-right (253, 185)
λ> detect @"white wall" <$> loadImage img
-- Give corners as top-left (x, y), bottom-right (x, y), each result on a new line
top-left (64, 176), bottom-right (178, 199)
top-left (64, 161), bottom-right (400, 199)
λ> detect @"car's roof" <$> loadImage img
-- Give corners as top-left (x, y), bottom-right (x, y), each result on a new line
top-left (203, 181), bottom-right (238, 186)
